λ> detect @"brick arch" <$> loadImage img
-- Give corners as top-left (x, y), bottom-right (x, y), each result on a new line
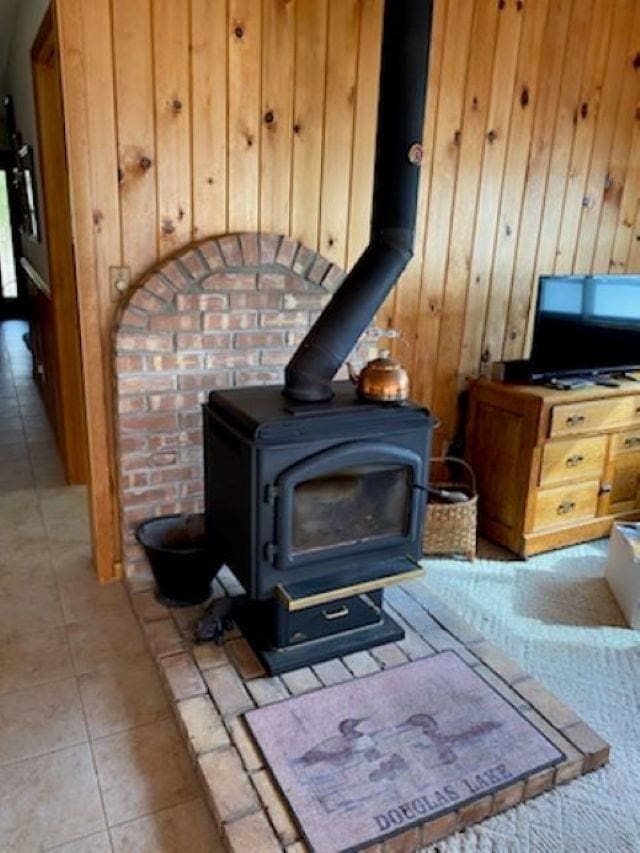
top-left (114, 233), bottom-right (348, 581)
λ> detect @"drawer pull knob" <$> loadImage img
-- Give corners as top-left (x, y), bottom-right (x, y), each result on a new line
top-left (557, 500), bottom-right (576, 514)
top-left (566, 454), bottom-right (584, 467)
top-left (322, 605), bottom-right (350, 621)
top-left (624, 436), bottom-right (640, 448)
top-left (566, 414), bottom-right (586, 426)
top-left (599, 483), bottom-right (612, 494)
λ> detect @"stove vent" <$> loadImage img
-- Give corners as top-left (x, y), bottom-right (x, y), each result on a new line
top-left (284, 0), bottom-right (434, 402)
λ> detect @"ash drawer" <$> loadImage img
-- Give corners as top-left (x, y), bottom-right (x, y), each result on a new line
top-left (270, 558), bottom-right (423, 649)
top-left (539, 435), bottom-right (606, 486)
top-left (549, 397), bottom-right (639, 437)
top-left (531, 480), bottom-right (599, 532)
top-left (273, 591), bottom-right (383, 648)
top-left (613, 429), bottom-right (640, 455)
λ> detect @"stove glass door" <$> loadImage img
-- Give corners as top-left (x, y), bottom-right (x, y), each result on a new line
top-left (292, 463), bottom-right (409, 555)
top-left (273, 440), bottom-right (424, 570)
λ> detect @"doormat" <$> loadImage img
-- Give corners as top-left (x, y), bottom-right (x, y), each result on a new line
top-left (245, 651), bottom-right (564, 853)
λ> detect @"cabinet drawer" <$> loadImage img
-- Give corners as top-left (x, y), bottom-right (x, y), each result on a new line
top-left (612, 429), bottom-right (640, 455)
top-left (540, 436), bottom-right (606, 485)
top-left (549, 398), bottom-right (637, 437)
top-left (531, 481), bottom-right (599, 532)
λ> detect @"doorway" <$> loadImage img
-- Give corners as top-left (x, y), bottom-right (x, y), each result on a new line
top-left (0, 151), bottom-right (25, 318)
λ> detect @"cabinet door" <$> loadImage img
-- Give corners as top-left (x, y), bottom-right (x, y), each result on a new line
top-left (605, 452), bottom-right (640, 514)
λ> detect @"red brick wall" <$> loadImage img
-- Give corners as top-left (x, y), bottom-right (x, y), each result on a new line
top-left (115, 233), bottom-right (356, 580)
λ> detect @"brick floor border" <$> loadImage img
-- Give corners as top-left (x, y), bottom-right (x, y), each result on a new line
top-left (127, 574), bottom-right (610, 852)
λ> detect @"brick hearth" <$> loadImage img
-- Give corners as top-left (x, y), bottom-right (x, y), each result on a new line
top-left (127, 575), bottom-right (610, 852)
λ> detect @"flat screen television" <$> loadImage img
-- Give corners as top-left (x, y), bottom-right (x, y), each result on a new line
top-left (528, 274), bottom-right (640, 380)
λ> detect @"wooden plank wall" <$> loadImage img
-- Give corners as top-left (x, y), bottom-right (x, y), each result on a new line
top-left (55, 0), bottom-right (640, 580)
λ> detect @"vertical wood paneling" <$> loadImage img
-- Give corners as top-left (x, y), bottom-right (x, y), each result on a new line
top-left (191, 0), bottom-right (228, 239)
top-left (318, 0), bottom-right (360, 268)
top-left (290, 0), bottom-right (328, 248)
top-left (598, 4), bottom-right (640, 273)
top-left (524, 0), bottom-right (596, 351)
top-left (553, 0), bottom-right (615, 274)
top-left (573, 0), bottom-right (637, 272)
top-left (458, 0), bottom-right (524, 381)
top-left (55, 0), bottom-right (640, 577)
top-left (228, 0), bottom-right (261, 233)
top-left (482, 0), bottom-right (549, 365)
top-left (502, 0), bottom-right (573, 359)
top-left (627, 201), bottom-right (640, 270)
top-left (610, 126), bottom-right (640, 272)
top-left (112, 0), bottom-right (156, 281)
top-left (409, 0), bottom-right (475, 405)
top-left (260, 0), bottom-right (295, 236)
top-left (153, 0), bottom-right (191, 254)
top-left (428, 0), bottom-right (501, 439)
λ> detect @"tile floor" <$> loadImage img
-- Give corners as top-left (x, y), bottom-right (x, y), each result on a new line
top-left (0, 321), bottom-right (224, 852)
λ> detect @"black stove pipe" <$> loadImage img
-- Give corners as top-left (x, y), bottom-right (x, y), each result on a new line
top-left (284, 0), bottom-right (434, 403)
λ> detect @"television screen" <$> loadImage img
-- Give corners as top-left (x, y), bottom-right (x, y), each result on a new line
top-left (529, 275), bottom-right (640, 379)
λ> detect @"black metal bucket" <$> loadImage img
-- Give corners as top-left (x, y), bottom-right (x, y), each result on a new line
top-left (136, 513), bottom-right (217, 606)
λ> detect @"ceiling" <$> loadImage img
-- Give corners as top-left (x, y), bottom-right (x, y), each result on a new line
top-left (0, 0), bottom-right (19, 85)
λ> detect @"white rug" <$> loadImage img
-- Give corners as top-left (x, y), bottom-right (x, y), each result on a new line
top-left (418, 538), bottom-right (640, 853)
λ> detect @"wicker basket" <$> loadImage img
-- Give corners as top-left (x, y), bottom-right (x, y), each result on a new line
top-left (422, 456), bottom-right (477, 560)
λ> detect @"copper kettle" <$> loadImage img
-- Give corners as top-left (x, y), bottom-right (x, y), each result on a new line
top-left (347, 350), bottom-right (410, 403)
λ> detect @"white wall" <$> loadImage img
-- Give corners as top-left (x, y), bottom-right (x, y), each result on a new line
top-left (3, 0), bottom-right (51, 283)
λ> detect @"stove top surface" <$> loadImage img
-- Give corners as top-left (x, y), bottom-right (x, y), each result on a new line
top-left (207, 381), bottom-right (433, 441)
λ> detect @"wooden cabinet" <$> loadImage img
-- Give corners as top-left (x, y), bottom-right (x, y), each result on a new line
top-left (467, 379), bottom-right (640, 557)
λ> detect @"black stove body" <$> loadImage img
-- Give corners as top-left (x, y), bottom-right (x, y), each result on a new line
top-left (202, 0), bottom-right (436, 674)
top-left (204, 384), bottom-right (435, 673)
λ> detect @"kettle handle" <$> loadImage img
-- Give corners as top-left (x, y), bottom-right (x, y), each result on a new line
top-left (346, 362), bottom-right (360, 385)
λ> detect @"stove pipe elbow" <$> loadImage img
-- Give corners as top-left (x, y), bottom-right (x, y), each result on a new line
top-left (284, 0), bottom-right (434, 403)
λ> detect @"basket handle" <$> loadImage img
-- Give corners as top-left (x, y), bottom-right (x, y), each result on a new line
top-left (429, 456), bottom-right (476, 493)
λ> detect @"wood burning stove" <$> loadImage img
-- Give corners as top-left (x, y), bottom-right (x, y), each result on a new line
top-left (203, 0), bottom-right (436, 673)
top-left (204, 383), bottom-right (435, 673)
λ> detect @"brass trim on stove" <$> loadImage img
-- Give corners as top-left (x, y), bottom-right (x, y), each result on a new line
top-left (275, 566), bottom-right (424, 612)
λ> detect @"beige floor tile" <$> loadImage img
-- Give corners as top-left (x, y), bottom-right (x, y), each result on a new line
top-left (0, 457), bottom-right (33, 480)
top-left (110, 797), bottom-right (224, 852)
top-left (79, 663), bottom-right (170, 739)
top-left (59, 574), bottom-right (132, 624)
top-left (0, 431), bottom-right (26, 447)
top-left (0, 488), bottom-right (40, 513)
top-left (0, 678), bottom-right (87, 766)
top-left (48, 831), bottom-right (113, 852)
top-left (0, 744), bottom-right (105, 851)
top-left (0, 415), bottom-right (21, 428)
top-left (67, 613), bottom-right (149, 677)
top-left (0, 489), bottom-right (47, 540)
top-left (0, 473), bottom-right (36, 491)
top-left (0, 625), bottom-right (74, 695)
top-left (93, 718), bottom-right (200, 826)
top-left (39, 487), bottom-right (90, 542)
top-left (33, 456), bottom-right (67, 488)
top-left (49, 541), bottom-right (94, 579)
top-left (24, 430), bottom-right (56, 448)
top-left (27, 440), bottom-right (60, 460)
top-left (0, 576), bottom-right (65, 640)
top-left (0, 545), bottom-right (54, 590)
top-left (45, 522), bottom-right (92, 545)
